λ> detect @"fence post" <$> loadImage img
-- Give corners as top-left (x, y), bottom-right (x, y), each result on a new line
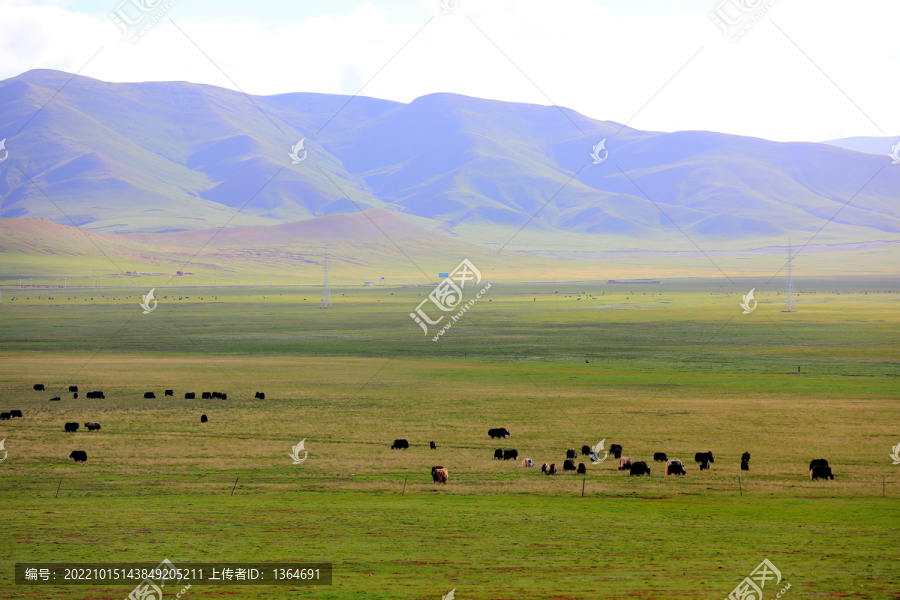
top-left (738, 476), bottom-right (742, 496)
top-left (582, 478), bottom-right (585, 498)
top-left (231, 477), bottom-right (239, 496)
top-left (402, 475), bottom-right (408, 496)
top-left (55, 478), bottom-right (62, 498)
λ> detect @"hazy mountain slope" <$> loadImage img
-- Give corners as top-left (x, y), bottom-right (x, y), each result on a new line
top-left (1, 70), bottom-right (899, 247)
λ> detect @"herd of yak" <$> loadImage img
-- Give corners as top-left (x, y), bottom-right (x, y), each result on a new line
top-left (394, 427), bottom-right (836, 483)
top-left (0, 384), bottom-right (268, 465)
top-left (5, 386), bottom-right (836, 482)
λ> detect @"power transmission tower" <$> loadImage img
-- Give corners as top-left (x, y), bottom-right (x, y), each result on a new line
top-left (782, 239), bottom-right (796, 312)
top-left (320, 245), bottom-right (332, 309)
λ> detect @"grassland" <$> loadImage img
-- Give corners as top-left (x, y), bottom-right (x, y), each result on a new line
top-left (0, 279), bottom-right (898, 599)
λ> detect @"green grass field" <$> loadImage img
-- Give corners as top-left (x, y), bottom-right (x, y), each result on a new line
top-left (0, 279), bottom-right (898, 599)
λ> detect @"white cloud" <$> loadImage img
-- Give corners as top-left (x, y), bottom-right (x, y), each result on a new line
top-left (0, 0), bottom-right (897, 142)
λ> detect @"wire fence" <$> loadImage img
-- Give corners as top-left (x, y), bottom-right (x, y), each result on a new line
top-left (2, 472), bottom-right (896, 499)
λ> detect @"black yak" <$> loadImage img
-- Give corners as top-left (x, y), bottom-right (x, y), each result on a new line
top-left (629, 461), bottom-right (651, 476)
top-left (68, 450), bottom-right (87, 463)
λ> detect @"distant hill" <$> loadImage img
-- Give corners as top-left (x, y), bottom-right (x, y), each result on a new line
top-left (822, 135), bottom-right (900, 156)
top-left (1, 69), bottom-right (899, 252)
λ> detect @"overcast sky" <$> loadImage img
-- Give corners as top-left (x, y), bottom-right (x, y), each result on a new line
top-left (1, 0), bottom-right (897, 142)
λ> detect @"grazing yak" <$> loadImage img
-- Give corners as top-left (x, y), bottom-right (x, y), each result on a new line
top-left (549, 463), bottom-right (559, 475)
top-left (695, 451), bottom-right (715, 464)
top-left (221, 393), bottom-right (227, 400)
top-left (522, 458), bottom-right (534, 468)
top-left (432, 467), bottom-right (449, 484)
top-left (700, 459), bottom-right (712, 471)
top-left (809, 459), bottom-right (829, 470)
top-left (0, 412), bottom-right (9, 420)
top-left (581, 445), bottom-right (591, 456)
top-left (810, 466), bottom-right (834, 480)
top-left (84, 422), bottom-right (101, 431)
top-left (144, 392), bottom-right (156, 399)
top-left (430, 441), bottom-right (437, 450)
top-left (741, 460), bottom-right (750, 471)
top-left (255, 392), bottom-right (265, 399)
top-left (566, 448), bottom-right (577, 460)
top-left (68, 386), bottom-right (78, 392)
top-left (618, 457), bottom-right (633, 471)
top-left (541, 463), bottom-right (550, 474)
top-left (503, 449), bottom-right (519, 461)
top-left (493, 449), bottom-right (504, 460)
top-left (202, 392), bottom-right (212, 399)
top-left (49, 397), bottom-right (61, 402)
top-left (73, 393), bottom-right (78, 399)
top-left (200, 414), bottom-right (208, 423)
top-left (212, 392), bottom-right (222, 399)
top-left (610, 444), bottom-right (623, 459)
top-left (165, 390), bottom-right (173, 397)
top-left (34, 384), bottom-right (45, 391)
top-left (391, 439), bottom-right (409, 450)
top-left (185, 392), bottom-right (196, 399)
top-left (488, 428), bottom-right (511, 439)
top-left (577, 463), bottom-right (587, 475)
top-left (68, 450), bottom-right (87, 463)
top-left (10, 410), bottom-right (23, 418)
top-left (64, 422), bottom-right (80, 432)
top-left (742, 452), bottom-right (751, 462)
top-left (653, 452), bottom-right (668, 462)
top-left (666, 459), bottom-right (686, 476)
top-left (563, 459), bottom-right (577, 471)
top-left (629, 461), bottom-right (651, 476)
top-left (86, 391), bottom-right (104, 399)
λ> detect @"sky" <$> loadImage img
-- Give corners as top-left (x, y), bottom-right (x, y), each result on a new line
top-left (1, 0), bottom-right (898, 143)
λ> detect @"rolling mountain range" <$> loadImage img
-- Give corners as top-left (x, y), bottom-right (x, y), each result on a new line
top-left (1, 69), bottom-right (898, 252)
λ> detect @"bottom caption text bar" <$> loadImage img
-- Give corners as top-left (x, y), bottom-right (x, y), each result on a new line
top-left (16, 562), bottom-right (332, 585)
